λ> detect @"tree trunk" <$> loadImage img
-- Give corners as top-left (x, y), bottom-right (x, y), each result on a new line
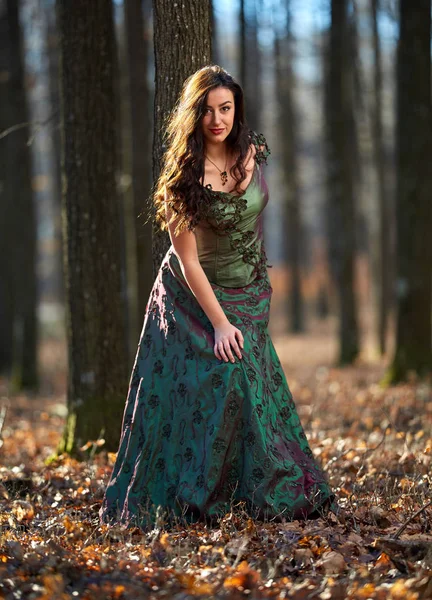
top-left (238, 0), bottom-right (261, 132)
top-left (124, 0), bottom-right (153, 331)
top-left (324, 0), bottom-right (359, 365)
top-left (0, 0), bottom-right (14, 375)
top-left (274, 5), bottom-right (304, 333)
top-left (0, 0), bottom-right (38, 389)
top-left (211, 0), bottom-right (220, 65)
top-left (239, 0), bottom-right (246, 91)
top-left (370, 0), bottom-right (391, 355)
top-left (247, 0), bottom-right (261, 132)
top-left (152, 0), bottom-right (212, 275)
top-left (57, 0), bottom-right (128, 453)
top-left (45, 0), bottom-right (64, 304)
top-left (387, 0), bottom-right (432, 381)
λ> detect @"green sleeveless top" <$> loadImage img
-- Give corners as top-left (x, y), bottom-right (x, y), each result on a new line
top-left (194, 131), bottom-right (271, 288)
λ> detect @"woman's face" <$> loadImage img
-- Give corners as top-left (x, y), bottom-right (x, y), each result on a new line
top-left (201, 87), bottom-right (235, 145)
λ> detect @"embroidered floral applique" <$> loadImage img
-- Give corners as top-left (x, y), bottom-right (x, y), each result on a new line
top-left (249, 130), bottom-right (271, 165)
top-left (199, 130), bottom-right (272, 286)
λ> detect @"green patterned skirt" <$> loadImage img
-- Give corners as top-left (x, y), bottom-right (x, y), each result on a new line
top-left (99, 247), bottom-right (337, 529)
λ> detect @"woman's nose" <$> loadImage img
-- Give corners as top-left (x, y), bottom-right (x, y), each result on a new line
top-left (212, 111), bottom-right (222, 125)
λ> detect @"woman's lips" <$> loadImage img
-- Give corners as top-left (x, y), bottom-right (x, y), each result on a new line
top-left (209, 128), bottom-right (224, 134)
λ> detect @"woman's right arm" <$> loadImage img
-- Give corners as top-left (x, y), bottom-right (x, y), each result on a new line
top-left (165, 202), bottom-right (243, 363)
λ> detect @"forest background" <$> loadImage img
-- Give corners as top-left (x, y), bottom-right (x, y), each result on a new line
top-left (0, 0), bottom-right (432, 598)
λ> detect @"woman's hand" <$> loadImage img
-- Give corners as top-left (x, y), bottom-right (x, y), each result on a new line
top-left (214, 322), bottom-right (244, 363)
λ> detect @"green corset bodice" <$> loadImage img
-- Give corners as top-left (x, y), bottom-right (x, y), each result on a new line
top-left (194, 162), bottom-right (269, 288)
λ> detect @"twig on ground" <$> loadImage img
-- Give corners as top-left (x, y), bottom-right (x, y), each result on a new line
top-left (393, 499), bottom-right (432, 539)
top-left (0, 404), bottom-right (8, 447)
top-left (324, 428), bottom-right (387, 472)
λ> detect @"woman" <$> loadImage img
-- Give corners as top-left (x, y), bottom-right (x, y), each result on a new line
top-left (99, 65), bottom-right (338, 530)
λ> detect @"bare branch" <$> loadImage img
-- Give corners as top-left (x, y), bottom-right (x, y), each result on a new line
top-left (0, 112), bottom-right (58, 144)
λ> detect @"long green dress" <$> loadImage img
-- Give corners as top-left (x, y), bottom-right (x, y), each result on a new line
top-left (99, 131), bottom-right (338, 530)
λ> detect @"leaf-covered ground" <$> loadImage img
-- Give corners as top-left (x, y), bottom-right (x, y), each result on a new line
top-left (1, 331), bottom-right (432, 599)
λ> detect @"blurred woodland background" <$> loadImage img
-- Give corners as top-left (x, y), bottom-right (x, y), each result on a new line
top-left (1, 3), bottom-right (432, 597)
top-left (0, 0), bottom-right (431, 454)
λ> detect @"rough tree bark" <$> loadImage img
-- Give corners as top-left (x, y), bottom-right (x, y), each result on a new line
top-left (387, 0), bottom-right (432, 381)
top-left (57, 0), bottom-right (128, 453)
top-left (152, 0), bottom-right (212, 275)
top-left (324, 0), bottom-right (359, 365)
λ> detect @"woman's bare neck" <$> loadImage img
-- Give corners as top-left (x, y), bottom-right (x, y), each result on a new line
top-left (204, 142), bottom-right (231, 163)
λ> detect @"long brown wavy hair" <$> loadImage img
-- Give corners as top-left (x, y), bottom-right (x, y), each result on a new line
top-left (153, 65), bottom-right (252, 236)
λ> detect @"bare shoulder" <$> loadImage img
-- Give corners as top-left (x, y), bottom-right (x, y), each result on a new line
top-left (245, 142), bottom-right (256, 171)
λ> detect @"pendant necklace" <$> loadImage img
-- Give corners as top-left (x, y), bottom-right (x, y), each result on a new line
top-left (205, 154), bottom-right (228, 186)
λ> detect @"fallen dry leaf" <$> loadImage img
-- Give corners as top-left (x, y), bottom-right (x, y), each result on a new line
top-left (316, 550), bottom-right (347, 574)
top-left (1, 336), bottom-right (432, 599)
top-left (11, 500), bottom-right (34, 522)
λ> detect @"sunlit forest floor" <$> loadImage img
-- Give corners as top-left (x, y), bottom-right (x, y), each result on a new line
top-left (1, 307), bottom-right (432, 598)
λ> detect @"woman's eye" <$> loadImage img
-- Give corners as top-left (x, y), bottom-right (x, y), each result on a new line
top-left (204, 107), bottom-right (230, 114)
